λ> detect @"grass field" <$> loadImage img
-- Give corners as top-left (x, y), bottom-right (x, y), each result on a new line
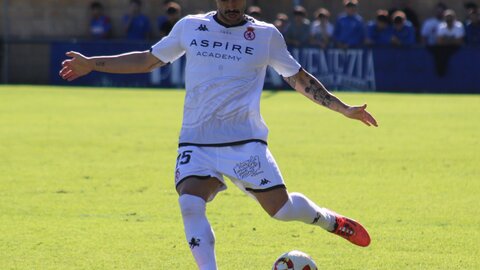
top-left (0, 85), bottom-right (479, 269)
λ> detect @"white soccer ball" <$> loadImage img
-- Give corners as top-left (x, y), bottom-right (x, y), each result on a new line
top-left (272, 250), bottom-right (318, 270)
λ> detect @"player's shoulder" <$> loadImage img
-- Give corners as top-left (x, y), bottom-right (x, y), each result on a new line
top-left (181, 12), bottom-right (215, 23)
top-left (245, 15), bottom-right (277, 31)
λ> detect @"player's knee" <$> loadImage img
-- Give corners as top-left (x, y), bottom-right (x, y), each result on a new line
top-left (179, 194), bottom-right (206, 216)
top-left (289, 192), bottom-right (303, 200)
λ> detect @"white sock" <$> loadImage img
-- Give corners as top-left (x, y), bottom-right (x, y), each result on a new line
top-left (179, 195), bottom-right (217, 270)
top-left (273, 192), bottom-right (336, 231)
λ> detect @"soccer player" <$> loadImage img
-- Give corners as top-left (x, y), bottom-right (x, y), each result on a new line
top-left (59, 1), bottom-right (378, 269)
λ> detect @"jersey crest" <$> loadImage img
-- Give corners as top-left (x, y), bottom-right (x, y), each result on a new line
top-left (244, 27), bottom-right (256, 41)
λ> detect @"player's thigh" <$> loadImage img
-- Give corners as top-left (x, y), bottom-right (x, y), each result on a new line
top-left (252, 186), bottom-right (289, 217)
top-left (175, 146), bottom-right (226, 202)
top-left (176, 176), bottom-right (224, 202)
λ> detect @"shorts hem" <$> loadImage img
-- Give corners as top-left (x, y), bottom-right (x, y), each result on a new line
top-left (245, 184), bottom-right (286, 193)
top-left (178, 139), bottom-right (267, 148)
top-left (176, 175), bottom-right (214, 188)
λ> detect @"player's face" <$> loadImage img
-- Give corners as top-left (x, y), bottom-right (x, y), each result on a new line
top-left (216, 0), bottom-right (247, 25)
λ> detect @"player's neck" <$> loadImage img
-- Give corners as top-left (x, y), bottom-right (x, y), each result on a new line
top-left (214, 12), bottom-right (247, 28)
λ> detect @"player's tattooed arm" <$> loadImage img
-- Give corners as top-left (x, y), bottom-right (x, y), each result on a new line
top-left (60, 50), bottom-right (166, 81)
top-left (283, 76), bottom-right (297, 89)
top-left (89, 51), bottom-right (166, 73)
top-left (283, 68), bottom-right (379, 127)
top-left (283, 68), bottom-right (348, 114)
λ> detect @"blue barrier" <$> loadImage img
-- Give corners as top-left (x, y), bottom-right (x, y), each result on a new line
top-left (50, 41), bottom-right (480, 93)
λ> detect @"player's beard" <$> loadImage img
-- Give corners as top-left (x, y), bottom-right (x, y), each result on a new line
top-left (219, 9), bottom-right (245, 25)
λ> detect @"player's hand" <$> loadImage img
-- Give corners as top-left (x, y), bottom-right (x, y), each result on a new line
top-left (343, 104), bottom-right (378, 127)
top-left (59, 51), bottom-right (92, 81)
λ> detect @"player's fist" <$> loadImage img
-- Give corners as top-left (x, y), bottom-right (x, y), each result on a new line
top-left (59, 51), bottom-right (92, 81)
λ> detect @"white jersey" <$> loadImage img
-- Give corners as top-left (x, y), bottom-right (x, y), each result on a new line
top-left (436, 21), bottom-right (465, 39)
top-left (150, 12), bottom-right (301, 146)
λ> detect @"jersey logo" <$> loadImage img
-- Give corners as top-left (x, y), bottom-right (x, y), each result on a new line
top-left (196, 24), bottom-right (209, 31)
top-left (244, 27), bottom-right (256, 40)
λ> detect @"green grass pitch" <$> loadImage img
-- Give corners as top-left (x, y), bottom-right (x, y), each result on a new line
top-left (1, 85), bottom-right (479, 269)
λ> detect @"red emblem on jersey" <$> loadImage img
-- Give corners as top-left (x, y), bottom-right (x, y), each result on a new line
top-left (244, 27), bottom-right (256, 40)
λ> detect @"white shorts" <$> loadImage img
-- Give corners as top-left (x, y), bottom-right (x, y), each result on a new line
top-left (174, 142), bottom-right (285, 201)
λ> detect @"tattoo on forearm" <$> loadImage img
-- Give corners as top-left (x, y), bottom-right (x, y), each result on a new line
top-left (284, 76), bottom-right (296, 88)
top-left (96, 61), bottom-right (106, 67)
top-left (305, 79), bottom-right (332, 107)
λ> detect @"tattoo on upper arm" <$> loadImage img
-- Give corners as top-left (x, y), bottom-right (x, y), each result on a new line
top-left (305, 79), bottom-right (332, 107)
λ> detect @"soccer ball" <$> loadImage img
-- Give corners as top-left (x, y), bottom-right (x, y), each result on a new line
top-left (272, 250), bottom-right (318, 270)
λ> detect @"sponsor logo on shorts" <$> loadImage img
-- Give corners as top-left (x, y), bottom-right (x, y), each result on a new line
top-left (259, 178), bottom-right (271, 186)
top-left (234, 155), bottom-right (263, 179)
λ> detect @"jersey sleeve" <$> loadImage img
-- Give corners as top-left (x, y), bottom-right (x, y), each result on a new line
top-left (268, 27), bottom-right (301, 77)
top-left (150, 17), bottom-right (186, 63)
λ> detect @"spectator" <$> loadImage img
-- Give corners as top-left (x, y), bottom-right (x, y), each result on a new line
top-left (122, 0), bottom-right (151, 40)
top-left (437, 9), bottom-right (465, 46)
top-left (284, 6), bottom-right (311, 47)
top-left (247, 6), bottom-right (263, 20)
top-left (421, 2), bottom-right (447, 45)
top-left (157, 0), bottom-right (175, 29)
top-left (89, 1), bottom-right (112, 39)
top-left (309, 8), bottom-right (334, 49)
top-left (158, 2), bottom-right (182, 38)
top-left (273, 13), bottom-right (290, 35)
top-left (463, 2), bottom-right (478, 25)
top-left (333, 0), bottom-right (366, 48)
top-left (465, 9), bottom-right (480, 46)
top-left (391, 11), bottom-right (416, 46)
top-left (365, 9), bottom-right (393, 46)
top-left (389, 0), bottom-right (420, 39)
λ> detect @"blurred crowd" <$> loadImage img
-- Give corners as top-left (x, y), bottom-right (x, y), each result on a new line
top-left (89, 0), bottom-right (480, 47)
top-left (89, 0), bottom-right (183, 40)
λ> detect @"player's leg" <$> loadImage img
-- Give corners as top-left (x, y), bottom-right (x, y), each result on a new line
top-left (177, 177), bottom-right (223, 270)
top-left (252, 187), bottom-right (336, 231)
top-left (175, 146), bottom-right (226, 270)
top-left (229, 143), bottom-right (370, 247)
top-left (252, 187), bottom-right (371, 247)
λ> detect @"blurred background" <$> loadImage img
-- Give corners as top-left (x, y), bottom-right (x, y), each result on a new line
top-left (1, 0), bottom-right (479, 92)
